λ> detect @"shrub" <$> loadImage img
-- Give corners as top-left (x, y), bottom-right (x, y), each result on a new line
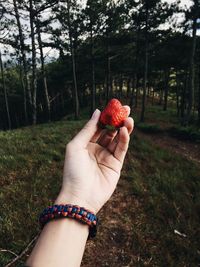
top-left (137, 123), bottom-right (163, 134)
top-left (168, 126), bottom-right (200, 142)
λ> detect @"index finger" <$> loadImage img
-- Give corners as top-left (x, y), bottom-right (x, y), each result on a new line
top-left (114, 126), bottom-right (130, 164)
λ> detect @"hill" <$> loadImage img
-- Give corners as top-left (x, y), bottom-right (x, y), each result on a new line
top-left (0, 116), bottom-right (200, 266)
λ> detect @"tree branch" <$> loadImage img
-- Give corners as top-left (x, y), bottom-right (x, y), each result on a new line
top-left (5, 234), bottom-right (39, 267)
top-left (36, 1), bottom-right (58, 16)
top-left (0, 249), bottom-right (18, 257)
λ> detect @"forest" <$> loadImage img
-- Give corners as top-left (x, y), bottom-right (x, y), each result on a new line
top-left (0, 0), bottom-right (199, 130)
top-left (1, 0), bottom-right (200, 266)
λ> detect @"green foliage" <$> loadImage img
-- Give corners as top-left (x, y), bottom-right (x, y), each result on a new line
top-left (0, 0), bottom-right (199, 129)
top-left (146, 105), bottom-right (178, 124)
top-left (168, 126), bottom-right (200, 142)
top-left (137, 122), bottom-right (163, 133)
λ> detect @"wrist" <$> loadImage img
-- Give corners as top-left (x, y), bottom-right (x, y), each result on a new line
top-left (55, 190), bottom-right (97, 214)
top-left (39, 203), bottom-right (98, 238)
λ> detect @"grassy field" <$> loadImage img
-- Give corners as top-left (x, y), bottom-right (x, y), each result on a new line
top-left (0, 109), bottom-right (200, 266)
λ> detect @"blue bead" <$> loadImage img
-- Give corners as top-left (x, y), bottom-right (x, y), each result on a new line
top-left (50, 207), bottom-right (54, 213)
top-left (72, 207), bottom-right (77, 213)
top-left (63, 206), bottom-right (68, 212)
top-left (57, 206), bottom-right (63, 212)
top-left (79, 209), bottom-right (84, 215)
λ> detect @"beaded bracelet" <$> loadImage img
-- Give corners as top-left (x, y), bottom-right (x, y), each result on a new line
top-left (39, 204), bottom-right (98, 238)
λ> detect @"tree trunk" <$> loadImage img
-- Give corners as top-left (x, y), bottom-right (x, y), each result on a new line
top-left (127, 78), bottom-right (131, 98)
top-left (140, 5), bottom-right (149, 122)
top-left (13, 0), bottom-right (32, 122)
top-left (36, 18), bottom-right (51, 121)
top-left (108, 57), bottom-right (113, 100)
top-left (135, 77), bottom-right (139, 108)
top-left (180, 72), bottom-right (188, 125)
top-left (90, 27), bottom-right (96, 113)
top-left (110, 77), bottom-right (113, 98)
top-left (19, 59), bottom-right (28, 123)
top-left (176, 85), bottom-right (180, 117)
top-left (0, 51), bottom-right (11, 130)
top-left (30, 0), bottom-right (37, 124)
top-left (119, 74), bottom-right (123, 99)
top-left (130, 75), bottom-right (136, 109)
top-left (176, 71), bottom-right (180, 117)
top-left (67, 0), bottom-right (79, 119)
top-left (106, 64), bottom-right (109, 103)
top-left (187, 12), bottom-right (197, 123)
top-left (151, 89), bottom-right (155, 105)
top-left (106, 35), bottom-right (111, 103)
top-left (159, 89), bottom-right (163, 105)
top-left (163, 70), bottom-right (170, 111)
top-left (147, 85), bottom-right (150, 99)
top-left (60, 91), bottom-right (65, 114)
top-left (198, 92), bottom-right (200, 125)
top-left (130, 24), bottom-right (140, 109)
top-left (198, 64), bottom-right (200, 125)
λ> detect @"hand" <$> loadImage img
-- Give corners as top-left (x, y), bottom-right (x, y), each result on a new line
top-left (55, 108), bottom-right (134, 214)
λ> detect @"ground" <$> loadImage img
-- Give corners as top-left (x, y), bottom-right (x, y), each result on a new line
top-left (0, 105), bottom-right (200, 267)
top-left (82, 130), bottom-right (200, 267)
top-left (137, 129), bottom-right (200, 165)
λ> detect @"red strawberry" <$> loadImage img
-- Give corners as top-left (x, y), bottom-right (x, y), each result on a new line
top-left (99, 98), bottom-right (129, 129)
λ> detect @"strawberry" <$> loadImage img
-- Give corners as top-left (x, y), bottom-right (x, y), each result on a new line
top-left (99, 98), bottom-right (129, 129)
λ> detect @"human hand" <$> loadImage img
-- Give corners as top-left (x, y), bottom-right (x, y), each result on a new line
top-left (55, 108), bottom-right (134, 214)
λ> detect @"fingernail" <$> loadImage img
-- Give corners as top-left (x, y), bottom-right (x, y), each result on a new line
top-left (91, 109), bottom-right (101, 120)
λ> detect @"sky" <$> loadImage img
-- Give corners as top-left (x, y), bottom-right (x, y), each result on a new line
top-left (0, 0), bottom-right (193, 62)
top-left (166, 0), bottom-right (192, 7)
top-left (43, 0), bottom-right (193, 60)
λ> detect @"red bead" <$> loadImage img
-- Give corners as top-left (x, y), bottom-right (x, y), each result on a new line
top-left (75, 214), bottom-right (81, 219)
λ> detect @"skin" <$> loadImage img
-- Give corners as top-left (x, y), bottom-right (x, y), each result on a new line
top-left (26, 107), bottom-right (134, 267)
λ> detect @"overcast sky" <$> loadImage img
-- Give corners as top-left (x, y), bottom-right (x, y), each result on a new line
top-left (0, 0), bottom-right (193, 62)
top-left (166, 0), bottom-right (192, 7)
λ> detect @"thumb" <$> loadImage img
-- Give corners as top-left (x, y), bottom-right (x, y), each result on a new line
top-left (72, 109), bottom-right (101, 147)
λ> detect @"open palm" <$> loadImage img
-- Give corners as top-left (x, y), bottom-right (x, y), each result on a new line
top-left (56, 109), bottom-right (134, 214)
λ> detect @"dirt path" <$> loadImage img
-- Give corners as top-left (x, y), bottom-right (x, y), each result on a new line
top-left (136, 129), bottom-right (200, 165)
top-left (82, 178), bottom-right (144, 267)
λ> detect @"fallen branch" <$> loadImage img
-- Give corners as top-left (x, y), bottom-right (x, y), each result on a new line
top-left (0, 249), bottom-right (18, 257)
top-left (5, 234), bottom-right (39, 267)
top-left (174, 229), bottom-right (187, 238)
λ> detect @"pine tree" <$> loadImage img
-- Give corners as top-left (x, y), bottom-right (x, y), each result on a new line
top-left (84, 0), bottom-right (103, 112)
top-left (13, 0), bottom-right (31, 124)
top-left (185, 0), bottom-right (200, 124)
top-left (0, 51), bottom-right (11, 129)
top-left (55, 0), bottom-right (81, 119)
top-left (35, 16), bottom-right (51, 121)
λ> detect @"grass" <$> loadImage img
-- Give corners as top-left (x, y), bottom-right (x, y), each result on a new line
top-left (136, 104), bottom-right (200, 143)
top-left (124, 136), bottom-right (200, 266)
top-left (0, 118), bottom-right (200, 266)
top-left (145, 105), bottom-right (179, 126)
top-left (137, 122), bottom-right (163, 134)
top-left (0, 120), bottom-right (84, 266)
top-left (168, 126), bottom-right (200, 142)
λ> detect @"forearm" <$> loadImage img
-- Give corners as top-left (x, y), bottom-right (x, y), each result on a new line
top-left (26, 217), bottom-right (88, 267)
top-left (26, 108), bottom-right (133, 267)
